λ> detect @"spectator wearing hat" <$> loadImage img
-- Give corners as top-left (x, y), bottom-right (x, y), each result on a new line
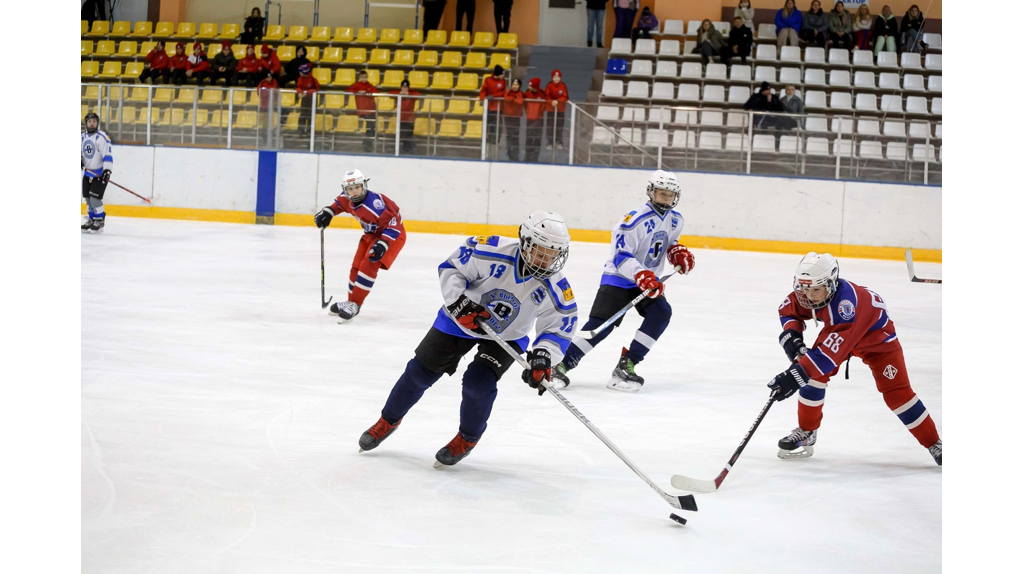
top-left (523, 78), bottom-right (547, 162)
top-left (282, 45), bottom-right (311, 88)
top-left (296, 63), bottom-right (319, 137)
top-left (168, 42), bottom-right (190, 86)
top-left (631, 6), bottom-right (659, 42)
top-left (503, 78), bottom-right (524, 161)
top-left (743, 81), bottom-right (787, 130)
top-left (139, 40), bottom-right (169, 85)
top-left (479, 65), bottom-right (507, 145)
top-left (390, 80), bottom-right (422, 154)
top-left (240, 7), bottom-right (265, 45)
top-left (185, 42), bottom-right (211, 85)
top-left (211, 41), bottom-right (237, 86)
top-left (347, 70), bottom-right (380, 152)
top-left (259, 44), bottom-right (282, 84)
top-left (544, 69), bottom-right (569, 149)
top-left (257, 69), bottom-right (280, 109)
top-left (234, 44), bottom-right (262, 87)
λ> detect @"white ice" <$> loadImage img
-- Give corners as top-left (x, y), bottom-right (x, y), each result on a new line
top-left (82, 218), bottom-right (941, 573)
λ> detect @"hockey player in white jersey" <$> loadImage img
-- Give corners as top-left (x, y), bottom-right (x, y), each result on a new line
top-left (550, 170), bottom-right (695, 392)
top-left (81, 112), bottom-right (114, 232)
top-left (358, 211), bottom-right (578, 467)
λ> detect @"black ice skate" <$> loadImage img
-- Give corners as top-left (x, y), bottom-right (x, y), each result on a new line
top-left (358, 417), bottom-right (401, 452)
top-left (81, 218), bottom-right (93, 231)
top-left (433, 432), bottom-right (478, 468)
top-left (549, 362), bottom-right (570, 390)
top-left (90, 217), bottom-right (105, 233)
top-left (330, 300), bottom-right (360, 321)
top-left (778, 427), bottom-right (817, 459)
top-left (928, 439), bottom-right (942, 466)
top-left (607, 347), bottom-right (644, 393)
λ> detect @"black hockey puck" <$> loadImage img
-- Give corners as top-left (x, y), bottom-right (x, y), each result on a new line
top-left (669, 513), bottom-right (687, 525)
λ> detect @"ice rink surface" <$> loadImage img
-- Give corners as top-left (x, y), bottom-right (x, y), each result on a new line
top-left (82, 218), bottom-right (942, 573)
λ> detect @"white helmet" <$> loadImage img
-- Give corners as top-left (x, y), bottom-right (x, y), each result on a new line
top-left (647, 169), bottom-right (680, 213)
top-left (519, 210), bottom-right (571, 280)
top-left (793, 252), bottom-right (840, 310)
top-left (341, 169), bottom-right (369, 201)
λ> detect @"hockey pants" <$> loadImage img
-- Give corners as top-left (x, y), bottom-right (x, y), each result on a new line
top-left (347, 233), bottom-right (406, 307)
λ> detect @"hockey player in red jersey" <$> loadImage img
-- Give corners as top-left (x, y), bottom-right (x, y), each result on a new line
top-left (768, 252), bottom-right (942, 465)
top-left (313, 169), bottom-right (406, 321)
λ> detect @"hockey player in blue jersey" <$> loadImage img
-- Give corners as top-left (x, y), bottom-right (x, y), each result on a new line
top-left (358, 210), bottom-right (578, 467)
top-left (550, 170), bottom-right (695, 393)
top-left (81, 112), bottom-right (114, 232)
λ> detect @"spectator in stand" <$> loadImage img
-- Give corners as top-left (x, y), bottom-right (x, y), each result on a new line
top-left (211, 41), bottom-right (237, 86)
top-left (631, 7), bottom-right (659, 43)
top-left (234, 44), bottom-right (262, 87)
top-left (900, 4), bottom-right (925, 53)
top-left (693, 19), bottom-right (726, 66)
top-left (240, 7), bottom-right (265, 46)
top-left (586, 0), bottom-right (609, 48)
top-left (347, 70), bottom-right (380, 152)
top-left (775, 0), bottom-right (802, 48)
top-left (503, 78), bottom-right (524, 162)
top-left (295, 63), bottom-right (319, 137)
top-left (259, 44), bottom-right (282, 84)
top-left (256, 69), bottom-right (280, 109)
top-left (544, 69), bottom-right (569, 150)
top-left (390, 80), bottom-right (421, 154)
top-left (828, 2), bottom-right (853, 50)
top-left (743, 81), bottom-right (786, 130)
top-left (168, 42), bottom-right (190, 86)
top-left (422, 0), bottom-right (448, 33)
top-left (185, 42), bottom-right (211, 86)
top-left (780, 84), bottom-right (804, 129)
top-left (613, 0), bottom-right (638, 39)
top-left (282, 45), bottom-right (311, 87)
top-left (479, 65), bottom-right (507, 146)
top-left (735, 1), bottom-right (755, 30)
top-left (139, 41), bottom-right (169, 85)
top-left (852, 4), bottom-right (873, 50)
top-left (493, 0), bottom-right (514, 34)
top-left (523, 78), bottom-right (547, 162)
top-left (456, 0), bottom-right (475, 33)
top-left (872, 5), bottom-right (899, 55)
top-left (726, 16), bottom-right (753, 66)
top-left (800, 0), bottom-right (829, 48)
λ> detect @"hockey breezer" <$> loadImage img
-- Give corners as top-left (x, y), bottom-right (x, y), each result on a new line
top-left (905, 249), bottom-right (942, 284)
top-left (476, 319), bottom-right (698, 513)
top-left (582, 265), bottom-right (683, 339)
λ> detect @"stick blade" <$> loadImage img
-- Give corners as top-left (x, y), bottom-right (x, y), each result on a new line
top-left (670, 474), bottom-right (720, 494)
top-left (905, 249), bottom-right (917, 281)
top-left (676, 494), bottom-right (699, 512)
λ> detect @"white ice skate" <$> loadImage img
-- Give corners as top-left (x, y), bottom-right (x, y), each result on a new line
top-left (777, 427), bottom-right (816, 459)
top-left (606, 353), bottom-right (644, 393)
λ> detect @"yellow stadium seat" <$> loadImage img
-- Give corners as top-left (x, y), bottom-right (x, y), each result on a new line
top-left (306, 46), bottom-right (320, 62)
top-left (175, 88), bottom-right (196, 103)
top-left (425, 30), bottom-right (447, 46)
top-left (282, 112), bottom-right (300, 131)
top-left (488, 53), bottom-right (511, 70)
top-left (355, 28), bottom-right (377, 43)
top-left (81, 104), bottom-right (91, 120)
top-left (82, 20), bottom-right (89, 35)
top-left (379, 28), bottom-right (400, 44)
top-left (155, 107), bottom-right (185, 126)
top-left (496, 33), bottom-right (518, 50)
top-left (334, 27), bottom-right (354, 43)
top-left (116, 41), bottom-right (138, 57)
top-left (129, 22), bottom-right (153, 37)
top-left (140, 41), bottom-right (157, 55)
top-left (472, 100), bottom-right (484, 115)
top-left (264, 26), bottom-right (285, 41)
top-left (464, 52), bottom-right (487, 69)
top-left (120, 107), bottom-right (138, 125)
top-left (287, 26), bottom-right (308, 41)
top-left (196, 23), bottom-right (218, 39)
top-left (334, 115), bottom-right (361, 133)
top-left (369, 49), bottom-right (391, 66)
top-left (344, 47), bottom-right (367, 65)
top-left (207, 43), bottom-right (223, 58)
top-left (321, 47), bottom-right (343, 63)
top-left (172, 22), bottom-right (195, 38)
top-left (87, 21), bottom-right (110, 36)
top-left (234, 111), bottom-right (258, 129)
top-left (415, 50), bottom-right (438, 67)
top-left (314, 114), bottom-right (333, 131)
top-left (324, 93), bottom-right (346, 110)
top-left (447, 100), bottom-right (471, 115)
top-left (440, 51), bottom-right (462, 68)
top-left (422, 98), bottom-right (446, 114)
top-left (208, 110), bottom-right (227, 128)
top-left (312, 67), bottom-right (332, 85)
top-left (154, 22), bottom-right (175, 37)
top-left (95, 40), bottom-right (116, 56)
top-left (81, 40), bottom-right (93, 56)
top-left (154, 88), bottom-right (176, 103)
top-left (200, 89), bottom-right (223, 105)
top-left (332, 68), bottom-right (356, 87)
top-left (310, 26), bottom-right (331, 42)
top-left (402, 29), bottom-right (424, 44)
top-left (123, 62), bottom-right (145, 80)
top-left (232, 44), bottom-right (248, 59)
top-left (98, 61), bottom-right (122, 79)
top-left (472, 32), bottom-right (494, 48)
top-left (229, 89), bottom-right (249, 107)
top-left (365, 69), bottom-right (381, 85)
top-left (393, 49), bottom-right (414, 66)
top-left (281, 92), bottom-right (297, 107)
top-left (128, 87), bottom-right (150, 102)
top-left (454, 73), bottom-right (479, 91)
top-left (408, 70), bottom-right (429, 89)
top-left (83, 85), bottom-right (100, 100)
top-left (465, 120), bottom-right (483, 139)
top-left (449, 31), bottom-right (470, 47)
top-left (277, 45), bottom-right (296, 62)
top-left (376, 116), bottom-right (396, 134)
top-left (413, 118), bottom-right (436, 136)
top-left (111, 21), bottom-right (131, 36)
top-left (381, 70), bottom-right (405, 88)
top-left (217, 23), bottom-right (239, 39)
top-left (343, 96), bottom-right (357, 110)
top-left (376, 96), bottom-right (396, 113)
top-left (186, 108), bottom-right (209, 128)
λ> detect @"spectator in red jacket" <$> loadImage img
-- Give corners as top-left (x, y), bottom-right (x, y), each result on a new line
top-left (295, 63), bottom-right (319, 137)
top-left (347, 70), bottom-right (380, 152)
top-left (257, 69), bottom-right (280, 108)
top-left (502, 78), bottom-right (524, 162)
top-left (234, 44), bottom-right (261, 87)
top-left (168, 42), bottom-right (190, 85)
top-left (185, 42), bottom-right (211, 85)
top-left (390, 79), bottom-right (422, 154)
top-left (523, 78), bottom-right (548, 162)
top-left (139, 40), bottom-right (169, 84)
top-left (544, 69), bottom-right (570, 149)
top-left (259, 44), bottom-right (281, 83)
top-left (479, 65), bottom-right (507, 145)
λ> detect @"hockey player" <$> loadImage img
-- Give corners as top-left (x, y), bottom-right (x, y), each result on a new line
top-left (768, 252), bottom-right (942, 465)
top-left (81, 112), bottom-right (113, 232)
top-left (313, 169), bottom-right (406, 321)
top-left (550, 170), bottom-right (695, 392)
top-left (358, 211), bottom-right (577, 467)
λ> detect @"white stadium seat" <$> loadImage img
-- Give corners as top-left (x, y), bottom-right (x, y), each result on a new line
top-left (651, 82), bottom-right (675, 100)
top-left (655, 60), bottom-right (678, 77)
top-left (804, 47), bottom-right (826, 64)
top-left (677, 84), bottom-right (700, 102)
top-left (859, 141), bottom-right (884, 159)
top-left (754, 66), bottom-right (777, 83)
top-left (854, 93), bottom-right (878, 111)
top-left (886, 141), bottom-right (908, 160)
top-left (806, 137), bottom-right (831, 156)
top-left (630, 60), bottom-right (653, 76)
top-left (601, 79), bottom-right (624, 98)
top-left (779, 46), bottom-right (801, 63)
top-left (829, 92), bottom-right (853, 111)
top-left (671, 129), bottom-right (696, 148)
top-left (828, 48), bottom-right (850, 66)
top-left (596, 106), bottom-right (619, 121)
top-left (625, 80), bottom-right (649, 99)
top-left (725, 133), bottom-right (747, 151)
top-left (878, 72), bottom-right (901, 91)
top-left (609, 38), bottom-right (632, 55)
top-left (705, 63), bottom-right (727, 80)
top-left (851, 49), bottom-right (873, 67)
top-left (698, 131), bottom-right (722, 150)
top-left (679, 62), bottom-right (703, 79)
top-left (755, 44), bottom-right (777, 61)
top-left (805, 90), bottom-right (827, 109)
top-left (881, 94), bottom-right (904, 113)
top-left (730, 65), bottom-right (751, 82)
top-left (662, 20), bottom-right (685, 36)
top-left (659, 39), bottom-right (681, 56)
top-left (702, 85), bottom-right (725, 103)
top-left (635, 39), bottom-right (657, 55)
top-left (876, 51), bottom-right (898, 68)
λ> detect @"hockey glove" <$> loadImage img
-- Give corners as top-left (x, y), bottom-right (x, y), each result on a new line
top-left (521, 348), bottom-right (552, 396)
top-left (446, 295), bottom-right (491, 335)
top-left (367, 240), bottom-right (389, 263)
top-left (667, 244), bottom-right (695, 275)
top-left (101, 169), bottom-right (111, 184)
top-left (768, 363), bottom-right (810, 402)
top-left (314, 207), bottom-right (334, 229)
top-left (779, 329), bottom-right (808, 363)
top-left (634, 270), bottom-right (664, 298)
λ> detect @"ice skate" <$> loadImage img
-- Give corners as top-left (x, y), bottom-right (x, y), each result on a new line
top-left (928, 439), bottom-right (942, 466)
top-left (90, 217), bottom-right (105, 233)
top-left (433, 432), bottom-right (478, 468)
top-left (606, 348), bottom-right (644, 393)
top-left (330, 300), bottom-right (360, 321)
top-left (358, 417), bottom-right (401, 452)
top-left (778, 427), bottom-right (817, 459)
top-left (549, 362), bottom-right (570, 390)
top-left (82, 217), bottom-right (93, 231)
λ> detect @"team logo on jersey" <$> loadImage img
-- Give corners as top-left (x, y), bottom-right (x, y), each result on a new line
top-left (623, 211), bottom-right (635, 223)
top-left (671, 217), bottom-right (679, 229)
top-left (82, 141), bottom-right (95, 158)
top-left (556, 278), bottom-right (574, 301)
top-left (373, 198), bottom-right (385, 210)
top-left (643, 231), bottom-right (668, 267)
top-left (883, 365), bottom-right (898, 380)
top-left (530, 287), bottom-right (546, 305)
top-left (837, 299), bottom-right (856, 320)
top-left (479, 288), bottom-right (522, 334)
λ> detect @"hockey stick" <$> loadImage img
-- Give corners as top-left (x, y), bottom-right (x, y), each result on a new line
top-left (476, 320), bottom-right (698, 513)
top-left (320, 229), bottom-right (333, 309)
top-left (583, 265), bottom-right (684, 339)
top-left (107, 179), bottom-right (152, 203)
top-left (905, 249), bottom-right (942, 284)
top-left (670, 391), bottom-right (778, 493)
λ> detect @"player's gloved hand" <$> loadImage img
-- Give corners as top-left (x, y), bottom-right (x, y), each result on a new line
top-left (446, 295), bottom-right (491, 335)
top-left (779, 329), bottom-right (808, 363)
top-left (100, 169), bottom-right (112, 184)
top-left (667, 244), bottom-right (695, 274)
top-left (367, 240), bottom-right (389, 263)
top-left (768, 363), bottom-right (809, 402)
top-left (314, 207), bottom-right (334, 229)
top-left (521, 348), bottom-right (552, 396)
top-left (634, 270), bottom-right (664, 298)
